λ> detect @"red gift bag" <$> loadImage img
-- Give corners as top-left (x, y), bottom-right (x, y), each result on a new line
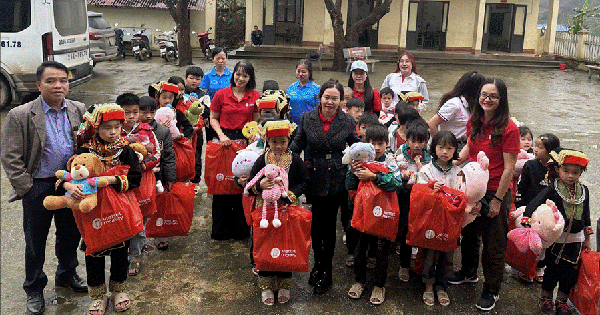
top-left (242, 194), bottom-right (256, 226)
top-left (204, 140), bottom-right (246, 195)
top-left (133, 170), bottom-right (157, 217)
top-left (146, 182), bottom-right (195, 237)
top-left (406, 183), bottom-right (466, 252)
top-left (253, 205), bottom-right (312, 272)
top-left (505, 228), bottom-right (541, 279)
top-left (570, 249), bottom-right (600, 315)
top-left (174, 137), bottom-right (196, 182)
top-left (72, 165), bottom-right (144, 255)
top-left (351, 180), bottom-right (400, 241)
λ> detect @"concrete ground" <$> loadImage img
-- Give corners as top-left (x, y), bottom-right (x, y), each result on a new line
top-left (2, 56), bottom-right (597, 314)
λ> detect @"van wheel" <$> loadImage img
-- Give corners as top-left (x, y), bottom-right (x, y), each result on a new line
top-left (0, 76), bottom-right (12, 110)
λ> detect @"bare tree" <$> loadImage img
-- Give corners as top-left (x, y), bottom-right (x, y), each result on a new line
top-left (163, 0), bottom-right (193, 66)
top-left (323, 0), bottom-right (392, 71)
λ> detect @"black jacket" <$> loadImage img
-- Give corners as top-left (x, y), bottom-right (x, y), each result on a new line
top-left (247, 151), bottom-right (309, 202)
top-left (149, 120), bottom-right (176, 183)
top-left (174, 108), bottom-right (195, 139)
top-left (290, 107), bottom-right (360, 196)
top-left (516, 159), bottom-right (548, 208)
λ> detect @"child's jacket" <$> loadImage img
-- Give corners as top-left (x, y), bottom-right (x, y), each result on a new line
top-left (516, 159), bottom-right (547, 208)
top-left (149, 120), bottom-right (176, 183)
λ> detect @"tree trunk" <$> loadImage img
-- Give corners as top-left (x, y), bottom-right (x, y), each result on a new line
top-left (324, 0), bottom-right (346, 71)
top-left (167, 0), bottom-right (193, 66)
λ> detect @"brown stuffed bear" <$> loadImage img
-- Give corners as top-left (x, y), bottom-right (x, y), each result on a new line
top-left (128, 142), bottom-right (149, 170)
top-left (43, 153), bottom-right (109, 213)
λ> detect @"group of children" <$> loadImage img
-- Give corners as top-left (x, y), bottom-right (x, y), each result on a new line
top-left (73, 60), bottom-right (592, 315)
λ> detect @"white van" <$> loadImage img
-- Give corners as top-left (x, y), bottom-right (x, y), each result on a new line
top-left (0, 0), bottom-right (93, 109)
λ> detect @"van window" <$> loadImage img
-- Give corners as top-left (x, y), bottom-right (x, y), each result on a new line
top-left (89, 16), bottom-right (111, 30)
top-left (0, 0), bottom-right (32, 33)
top-left (54, 0), bottom-right (87, 36)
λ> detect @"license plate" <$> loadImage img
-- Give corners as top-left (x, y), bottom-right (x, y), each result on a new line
top-left (68, 71), bottom-right (73, 80)
top-left (160, 48), bottom-right (166, 53)
top-left (209, 44), bottom-right (215, 49)
top-left (133, 46), bottom-right (140, 51)
top-left (66, 49), bottom-right (88, 61)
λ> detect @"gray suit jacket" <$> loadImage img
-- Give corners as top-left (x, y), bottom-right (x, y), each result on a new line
top-left (1, 96), bottom-right (86, 202)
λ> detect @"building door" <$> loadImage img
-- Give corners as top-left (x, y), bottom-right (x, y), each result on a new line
top-left (482, 3), bottom-right (525, 53)
top-left (406, 1), bottom-right (448, 50)
top-left (509, 5), bottom-right (526, 53)
top-left (264, 0), bottom-right (303, 45)
top-left (347, 0), bottom-right (379, 48)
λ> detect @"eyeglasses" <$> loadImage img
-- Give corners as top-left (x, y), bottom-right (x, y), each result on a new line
top-left (479, 93), bottom-right (500, 101)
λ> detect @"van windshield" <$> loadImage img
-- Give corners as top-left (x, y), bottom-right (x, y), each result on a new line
top-left (54, 0), bottom-right (87, 36)
top-left (0, 0), bottom-right (32, 33)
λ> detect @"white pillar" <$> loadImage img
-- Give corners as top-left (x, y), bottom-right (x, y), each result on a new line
top-left (398, 0), bottom-right (409, 50)
top-left (544, 0), bottom-right (560, 56)
top-left (472, 0), bottom-right (485, 54)
top-left (205, 0), bottom-right (217, 42)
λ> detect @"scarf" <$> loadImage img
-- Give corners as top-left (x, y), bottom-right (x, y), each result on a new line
top-left (265, 149), bottom-right (292, 172)
top-left (83, 134), bottom-right (128, 169)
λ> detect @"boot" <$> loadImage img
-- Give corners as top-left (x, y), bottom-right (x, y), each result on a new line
top-left (308, 263), bottom-right (322, 287)
top-left (313, 268), bottom-right (332, 295)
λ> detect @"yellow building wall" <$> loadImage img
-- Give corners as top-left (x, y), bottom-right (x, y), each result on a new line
top-left (301, 0), bottom-right (348, 46)
top-left (377, 0), bottom-right (402, 50)
top-left (245, 0), bottom-right (264, 44)
top-left (87, 6), bottom-right (206, 49)
top-left (445, 0), bottom-right (478, 50)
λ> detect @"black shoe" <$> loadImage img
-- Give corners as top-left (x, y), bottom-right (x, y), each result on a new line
top-left (448, 271), bottom-right (479, 285)
top-left (313, 270), bottom-right (332, 295)
top-left (55, 273), bottom-right (87, 292)
top-left (555, 301), bottom-right (571, 315)
top-left (475, 290), bottom-right (499, 311)
top-left (308, 266), bottom-right (321, 287)
top-left (539, 299), bottom-right (555, 314)
top-left (26, 292), bottom-right (45, 314)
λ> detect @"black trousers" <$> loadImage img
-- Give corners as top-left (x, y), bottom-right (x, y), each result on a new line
top-left (396, 228), bottom-right (412, 269)
top-left (542, 244), bottom-right (580, 295)
top-left (85, 241), bottom-right (130, 287)
top-left (22, 179), bottom-right (81, 294)
top-left (211, 194), bottom-right (250, 240)
top-left (354, 233), bottom-right (391, 287)
top-left (307, 192), bottom-right (345, 270)
top-left (459, 190), bottom-right (511, 293)
top-left (192, 129), bottom-right (204, 184)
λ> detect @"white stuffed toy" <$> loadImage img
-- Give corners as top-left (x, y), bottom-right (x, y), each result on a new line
top-left (458, 151), bottom-right (490, 227)
top-left (232, 150), bottom-right (260, 178)
top-left (342, 142), bottom-right (375, 165)
top-left (155, 106), bottom-right (180, 139)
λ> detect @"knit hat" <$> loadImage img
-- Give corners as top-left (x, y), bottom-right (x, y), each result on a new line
top-left (260, 120), bottom-right (296, 138)
top-left (404, 92), bottom-right (424, 102)
top-left (550, 148), bottom-right (589, 169)
top-left (77, 103), bottom-right (125, 146)
top-left (148, 81), bottom-right (179, 99)
top-left (259, 90), bottom-right (290, 112)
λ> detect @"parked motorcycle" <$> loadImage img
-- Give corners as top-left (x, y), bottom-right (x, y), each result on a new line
top-left (114, 24), bottom-right (126, 58)
top-left (158, 28), bottom-right (178, 62)
top-left (197, 27), bottom-right (215, 59)
top-left (132, 28), bottom-right (151, 61)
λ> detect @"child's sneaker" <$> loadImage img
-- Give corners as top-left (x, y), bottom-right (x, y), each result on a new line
top-left (539, 299), bottom-right (554, 315)
top-left (554, 301), bottom-right (571, 315)
top-left (447, 271), bottom-right (478, 285)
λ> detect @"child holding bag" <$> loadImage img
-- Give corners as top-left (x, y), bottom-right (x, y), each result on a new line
top-left (346, 124), bottom-right (402, 305)
top-left (416, 131), bottom-right (462, 306)
top-left (245, 120), bottom-right (308, 306)
top-left (69, 104), bottom-right (142, 315)
top-left (522, 148), bottom-right (592, 315)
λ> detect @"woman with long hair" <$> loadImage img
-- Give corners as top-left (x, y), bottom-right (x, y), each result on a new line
top-left (381, 51), bottom-right (429, 110)
top-left (347, 60), bottom-right (381, 114)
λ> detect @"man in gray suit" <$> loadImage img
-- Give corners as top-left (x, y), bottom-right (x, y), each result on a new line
top-left (1, 61), bottom-right (87, 314)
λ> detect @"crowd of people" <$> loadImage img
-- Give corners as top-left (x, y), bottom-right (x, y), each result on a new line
top-left (0, 48), bottom-right (594, 315)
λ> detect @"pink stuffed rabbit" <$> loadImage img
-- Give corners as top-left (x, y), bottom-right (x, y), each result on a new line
top-left (244, 164), bottom-right (289, 228)
top-left (458, 151), bottom-right (490, 227)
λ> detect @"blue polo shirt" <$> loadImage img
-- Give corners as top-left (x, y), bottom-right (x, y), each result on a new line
top-left (200, 66), bottom-right (233, 99)
top-left (286, 80), bottom-right (320, 124)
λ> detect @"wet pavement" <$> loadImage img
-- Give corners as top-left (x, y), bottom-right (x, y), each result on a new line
top-left (1, 56), bottom-right (599, 314)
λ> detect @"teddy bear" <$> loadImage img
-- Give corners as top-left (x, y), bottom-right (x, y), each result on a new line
top-left (232, 150), bottom-right (260, 178)
top-left (458, 151), bottom-right (490, 227)
top-left (514, 199), bottom-right (565, 248)
top-left (244, 164), bottom-right (289, 229)
top-left (185, 95), bottom-right (209, 126)
top-left (155, 106), bottom-right (180, 139)
top-left (43, 153), bottom-right (109, 213)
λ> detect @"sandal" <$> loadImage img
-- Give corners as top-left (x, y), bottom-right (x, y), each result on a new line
top-left (437, 290), bottom-right (450, 306)
top-left (398, 268), bottom-right (409, 282)
top-left (277, 289), bottom-right (290, 304)
top-left (370, 286), bottom-right (385, 305)
top-left (261, 290), bottom-right (275, 306)
top-left (88, 296), bottom-right (108, 315)
top-left (348, 283), bottom-right (365, 299)
top-left (142, 244), bottom-right (154, 252)
top-left (113, 292), bottom-right (131, 312)
top-left (534, 268), bottom-right (544, 283)
top-left (157, 241), bottom-right (169, 251)
top-left (128, 260), bottom-right (141, 276)
top-left (423, 291), bottom-right (435, 306)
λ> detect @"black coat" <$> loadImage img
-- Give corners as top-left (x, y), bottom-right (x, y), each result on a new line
top-left (290, 107), bottom-right (360, 196)
top-left (149, 120), bottom-right (176, 183)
